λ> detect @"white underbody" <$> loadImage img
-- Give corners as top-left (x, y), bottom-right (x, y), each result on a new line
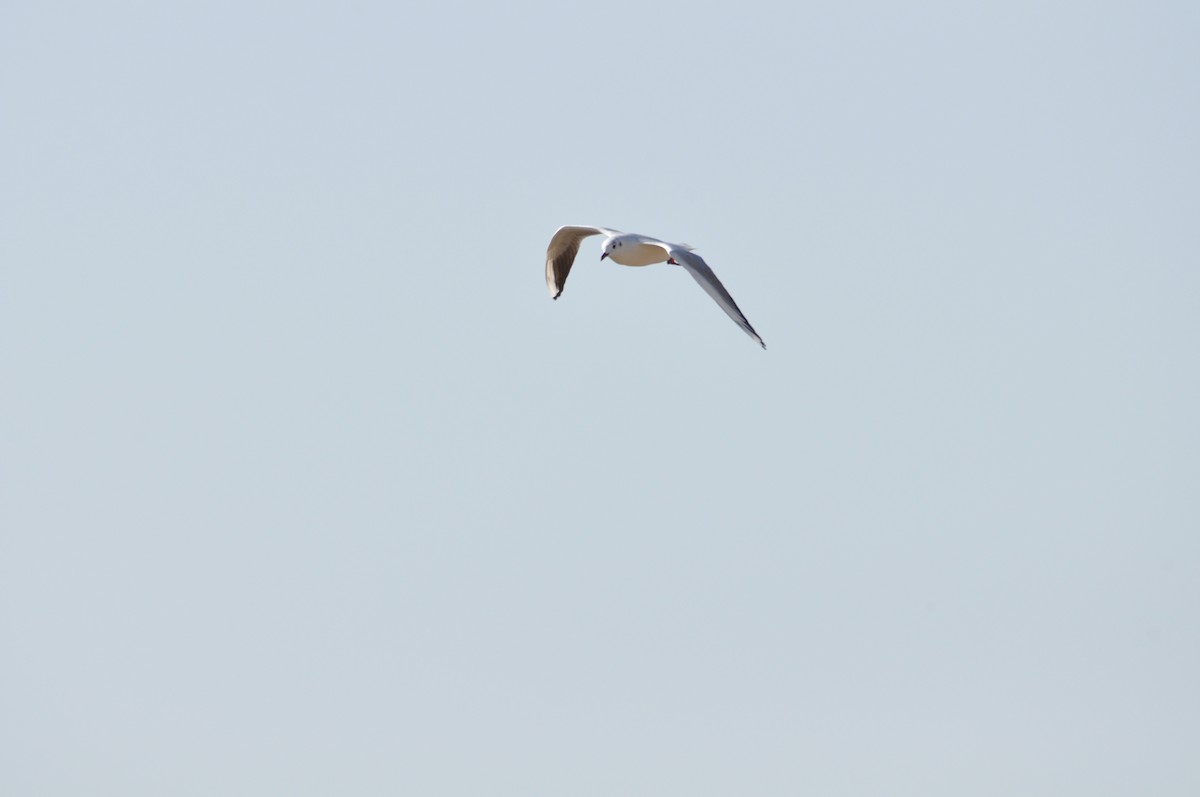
top-left (608, 242), bottom-right (673, 267)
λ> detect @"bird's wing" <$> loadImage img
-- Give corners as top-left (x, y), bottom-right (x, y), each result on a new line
top-left (545, 225), bottom-right (618, 299)
top-left (668, 247), bottom-right (766, 349)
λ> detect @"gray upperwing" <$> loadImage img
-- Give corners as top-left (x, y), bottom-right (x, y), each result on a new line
top-left (672, 249), bottom-right (766, 349)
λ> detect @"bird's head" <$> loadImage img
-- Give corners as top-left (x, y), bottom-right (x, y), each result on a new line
top-left (600, 237), bottom-right (625, 261)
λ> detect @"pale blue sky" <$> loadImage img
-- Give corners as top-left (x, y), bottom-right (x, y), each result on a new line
top-left (3, 1), bottom-right (1198, 794)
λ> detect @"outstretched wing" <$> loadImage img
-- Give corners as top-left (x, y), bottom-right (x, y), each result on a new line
top-left (545, 225), bottom-right (617, 299)
top-left (670, 248), bottom-right (766, 349)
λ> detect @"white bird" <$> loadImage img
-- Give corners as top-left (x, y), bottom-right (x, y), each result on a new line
top-left (545, 225), bottom-right (766, 349)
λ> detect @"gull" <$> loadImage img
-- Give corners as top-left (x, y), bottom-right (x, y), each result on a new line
top-left (544, 225), bottom-right (766, 349)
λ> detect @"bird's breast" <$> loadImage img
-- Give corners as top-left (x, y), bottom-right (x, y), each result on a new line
top-left (610, 244), bottom-right (670, 267)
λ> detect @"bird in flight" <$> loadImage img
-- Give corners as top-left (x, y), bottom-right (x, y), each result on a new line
top-left (544, 225), bottom-right (766, 349)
